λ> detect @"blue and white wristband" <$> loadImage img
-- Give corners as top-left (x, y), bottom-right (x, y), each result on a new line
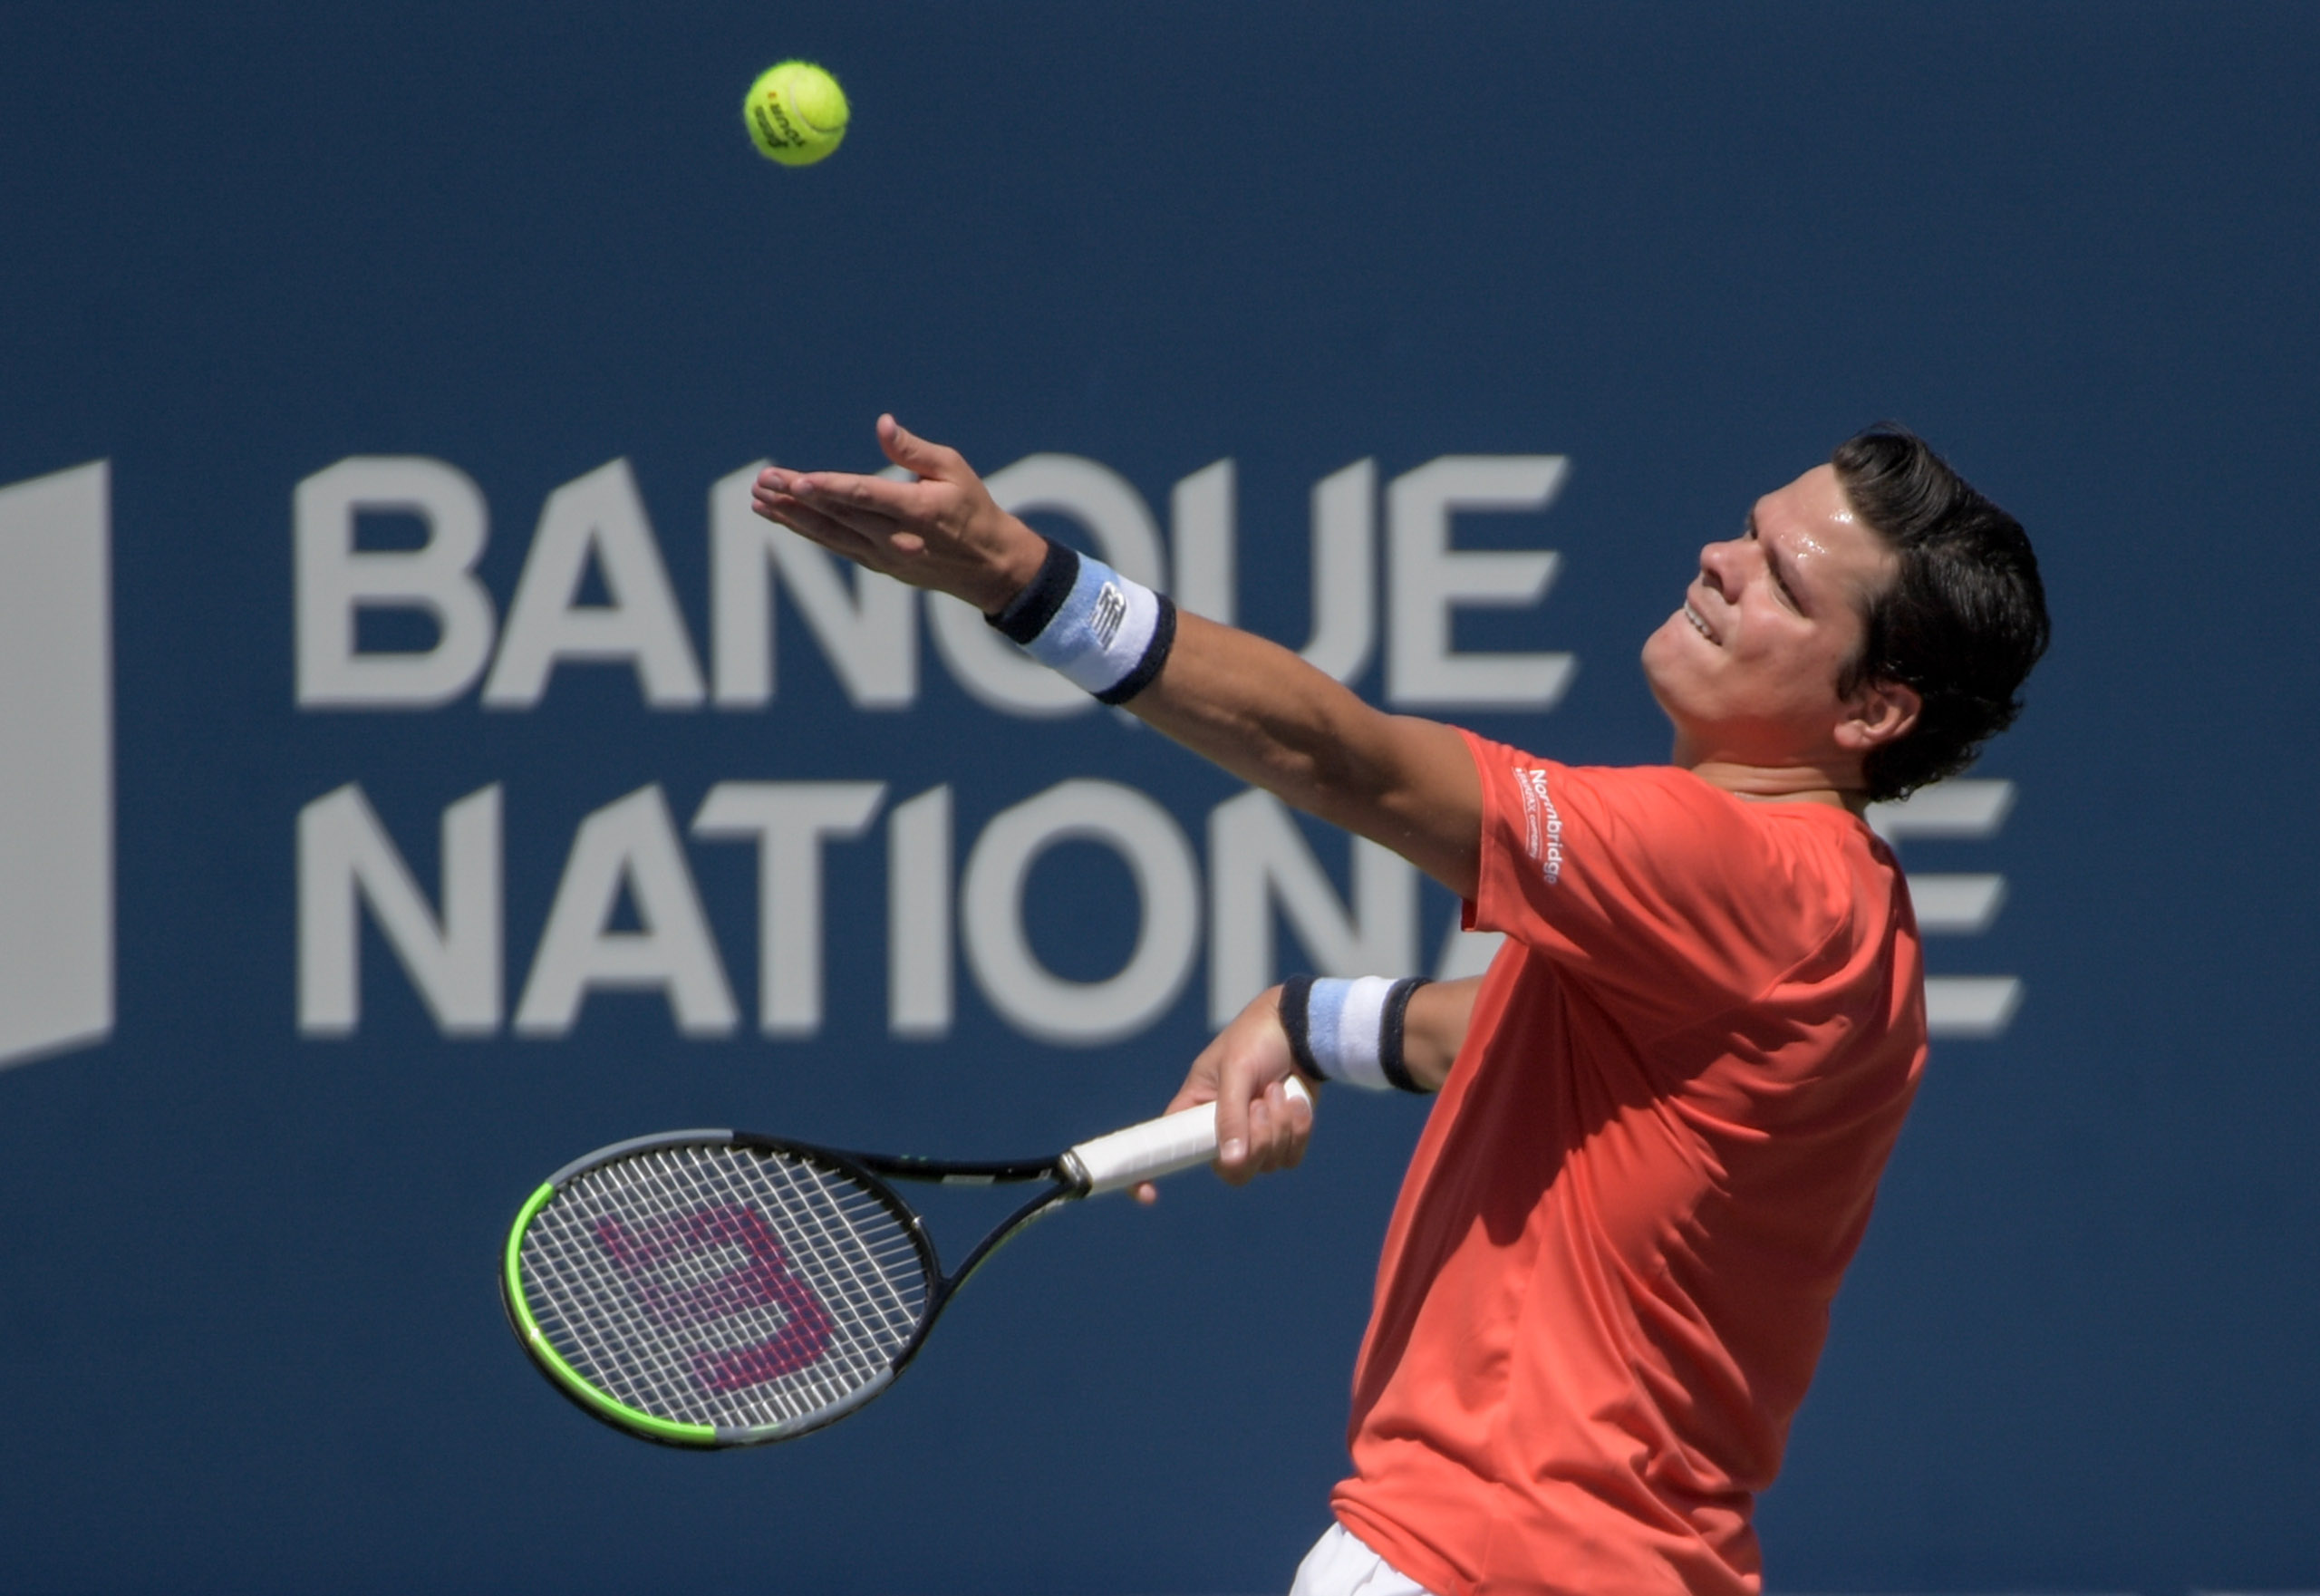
top-left (1279, 975), bottom-right (1434, 1094)
top-left (986, 537), bottom-right (1176, 705)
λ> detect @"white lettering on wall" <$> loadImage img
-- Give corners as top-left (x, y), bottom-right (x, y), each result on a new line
top-left (886, 785), bottom-right (953, 1038)
top-left (710, 461), bottom-right (917, 709)
top-left (1386, 456), bottom-right (1573, 708)
top-left (1162, 457), bottom-right (1379, 685)
top-left (1867, 779), bottom-right (2024, 1038)
top-left (289, 776), bottom-right (2038, 1051)
top-left (1207, 788), bottom-right (1416, 1024)
top-left (481, 460), bottom-right (705, 709)
top-left (280, 444), bottom-right (1614, 1048)
top-left (297, 782), bottom-right (501, 1035)
top-left (295, 457), bottom-right (497, 707)
top-left (1303, 459), bottom-right (1379, 684)
top-left (294, 450), bottom-right (1580, 717)
top-left (692, 781), bottom-right (885, 1035)
top-left (0, 461), bottom-right (113, 1069)
top-left (513, 786), bottom-right (735, 1035)
top-left (1168, 459), bottom-right (1236, 624)
top-left (961, 779), bottom-right (1200, 1044)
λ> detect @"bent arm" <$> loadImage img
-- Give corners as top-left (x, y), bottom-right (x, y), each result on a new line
top-left (1399, 976), bottom-right (1482, 1091)
top-left (755, 416), bottom-right (1481, 896)
top-left (1140, 972), bottom-right (1483, 1198)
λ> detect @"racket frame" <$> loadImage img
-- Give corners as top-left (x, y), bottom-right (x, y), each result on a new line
top-left (500, 1128), bottom-right (1086, 1448)
top-left (503, 1082), bottom-right (1308, 1448)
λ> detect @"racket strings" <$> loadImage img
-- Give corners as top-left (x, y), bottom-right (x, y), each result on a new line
top-left (519, 1144), bottom-right (930, 1434)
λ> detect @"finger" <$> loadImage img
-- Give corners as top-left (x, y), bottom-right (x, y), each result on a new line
top-left (1262, 1079), bottom-right (1295, 1173)
top-left (749, 481), bottom-right (833, 532)
top-left (1131, 1182), bottom-right (1157, 1206)
top-left (785, 469), bottom-right (931, 529)
top-left (752, 495), bottom-right (886, 563)
top-left (1213, 1068), bottom-right (1254, 1184)
top-left (755, 466), bottom-right (898, 525)
top-left (1262, 1083), bottom-right (1303, 1175)
top-left (877, 413), bottom-right (970, 483)
top-left (1250, 1079), bottom-right (1312, 1175)
top-left (790, 494), bottom-right (931, 558)
top-left (757, 486), bottom-right (933, 567)
top-left (1281, 1079), bottom-right (1314, 1170)
top-left (1243, 1089), bottom-right (1278, 1175)
top-left (749, 490), bottom-right (843, 546)
top-left (758, 459), bottom-right (923, 527)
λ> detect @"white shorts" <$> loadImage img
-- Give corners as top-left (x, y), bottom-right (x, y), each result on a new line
top-left (1289, 1522), bottom-right (1436, 1596)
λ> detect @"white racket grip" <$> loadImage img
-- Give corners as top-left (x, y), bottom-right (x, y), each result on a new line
top-left (1063, 1078), bottom-right (1313, 1197)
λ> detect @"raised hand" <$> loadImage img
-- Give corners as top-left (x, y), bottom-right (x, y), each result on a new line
top-left (749, 414), bottom-right (1049, 614)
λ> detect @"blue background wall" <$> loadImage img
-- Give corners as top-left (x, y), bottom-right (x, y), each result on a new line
top-left (3, 4), bottom-right (2315, 1592)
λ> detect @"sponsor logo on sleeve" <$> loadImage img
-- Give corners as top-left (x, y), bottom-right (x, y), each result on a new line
top-left (1514, 766), bottom-right (1564, 885)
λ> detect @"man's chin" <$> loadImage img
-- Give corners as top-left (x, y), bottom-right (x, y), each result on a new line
top-left (1639, 624), bottom-right (1687, 703)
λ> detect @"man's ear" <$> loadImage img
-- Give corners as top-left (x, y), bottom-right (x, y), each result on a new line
top-left (1835, 679), bottom-right (1921, 753)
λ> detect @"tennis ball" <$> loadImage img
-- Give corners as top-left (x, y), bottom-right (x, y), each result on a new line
top-left (743, 61), bottom-right (848, 167)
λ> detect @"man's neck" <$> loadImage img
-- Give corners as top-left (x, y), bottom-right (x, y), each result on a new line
top-left (1677, 751), bottom-right (1870, 816)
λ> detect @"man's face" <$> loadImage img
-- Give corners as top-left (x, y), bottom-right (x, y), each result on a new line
top-left (1641, 463), bottom-right (1900, 771)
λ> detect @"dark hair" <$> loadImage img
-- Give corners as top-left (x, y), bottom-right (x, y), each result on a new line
top-left (1831, 426), bottom-right (2049, 802)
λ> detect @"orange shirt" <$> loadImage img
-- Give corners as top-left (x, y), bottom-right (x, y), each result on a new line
top-left (1332, 735), bottom-right (1926, 1596)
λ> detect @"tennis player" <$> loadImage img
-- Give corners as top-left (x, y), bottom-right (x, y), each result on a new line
top-left (751, 417), bottom-right (2047, 1596)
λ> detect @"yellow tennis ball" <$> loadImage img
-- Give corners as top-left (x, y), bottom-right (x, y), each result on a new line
top-left (743, 61), bottom-right (848, 167)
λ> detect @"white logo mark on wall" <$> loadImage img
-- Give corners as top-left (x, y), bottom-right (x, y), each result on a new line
top-left (0, 463), bottom-right (113, 1069)
top-left (1867, 779), bottom-right (2025, 1038)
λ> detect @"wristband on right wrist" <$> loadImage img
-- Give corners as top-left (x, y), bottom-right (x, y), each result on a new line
top-left (1278, 974), bottom-right (1435, 1094)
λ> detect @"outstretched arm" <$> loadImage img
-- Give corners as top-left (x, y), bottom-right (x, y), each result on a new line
top-left (752, 416), bottom-right (1482, 898)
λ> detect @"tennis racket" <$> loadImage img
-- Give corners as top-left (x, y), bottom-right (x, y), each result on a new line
top-left (500, 1079), bottom-right (1310, 1448)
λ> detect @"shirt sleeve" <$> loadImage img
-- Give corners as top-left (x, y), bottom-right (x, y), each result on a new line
top-left (1462, 730), bottom-right (1841, 1031)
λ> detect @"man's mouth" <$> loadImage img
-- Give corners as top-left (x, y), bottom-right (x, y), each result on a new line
top-left (1682, 601), bottom-right (1716, 643)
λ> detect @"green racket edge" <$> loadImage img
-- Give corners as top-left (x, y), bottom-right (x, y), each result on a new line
top-left (502, 1179), bottom-right (721, 1446)
top-left (503, 1139), bottom-right (909, 1449)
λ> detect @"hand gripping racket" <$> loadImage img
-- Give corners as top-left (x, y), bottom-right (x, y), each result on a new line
top-left (500, 1079), bottom-right (1310, 1448)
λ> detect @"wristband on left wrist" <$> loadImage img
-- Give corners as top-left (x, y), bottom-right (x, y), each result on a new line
top-left (985, 537), bottom-right (1175, 705)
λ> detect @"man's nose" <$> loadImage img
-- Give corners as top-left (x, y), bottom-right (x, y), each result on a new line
top-left (1698, 537), bottom-right (1749, 594)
